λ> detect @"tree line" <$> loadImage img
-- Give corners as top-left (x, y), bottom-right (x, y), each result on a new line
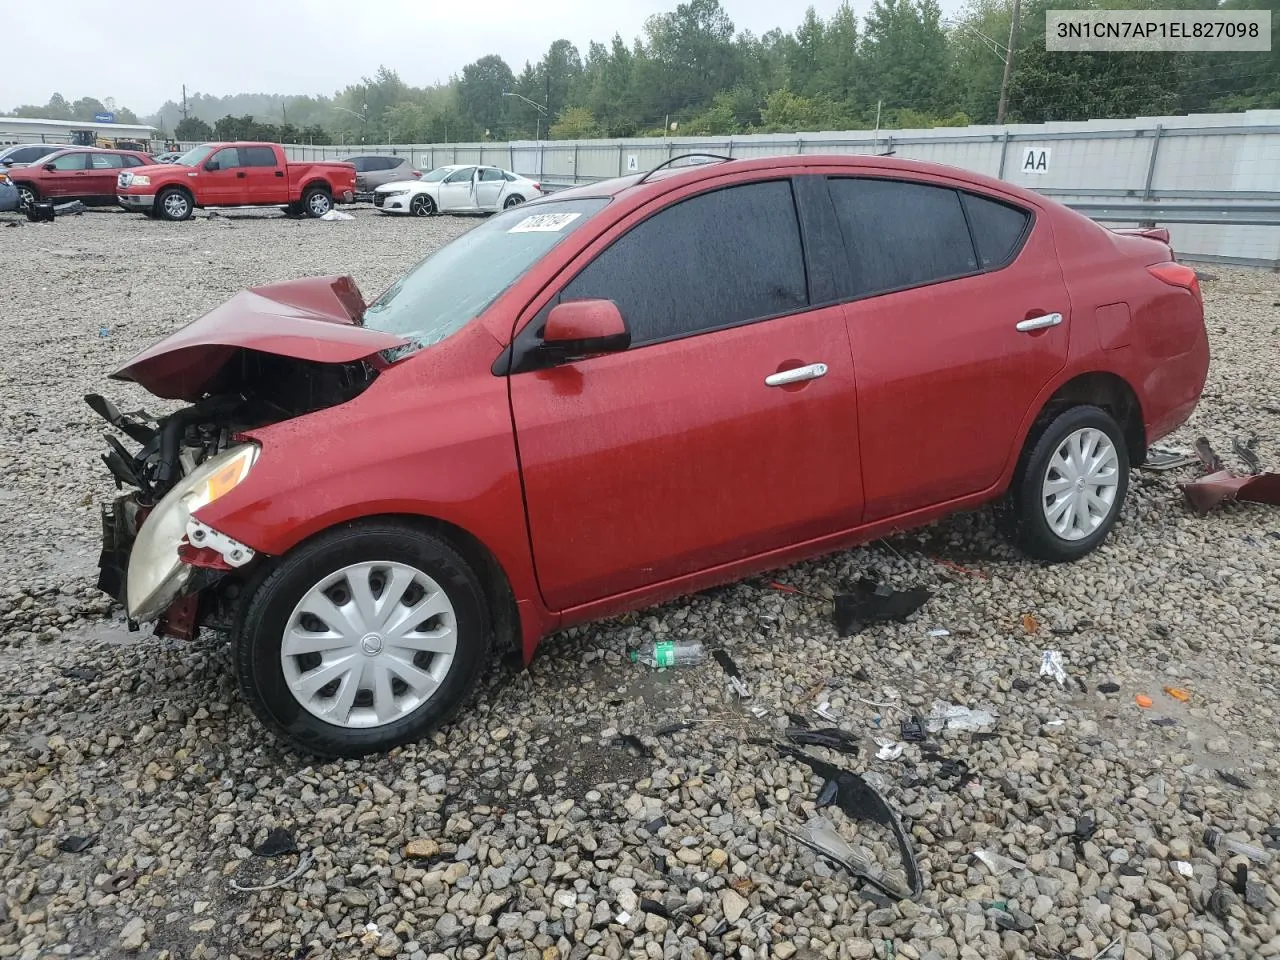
top-left (7, 0), bottom-right (1279, 145)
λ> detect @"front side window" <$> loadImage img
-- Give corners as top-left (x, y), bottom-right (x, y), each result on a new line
top-left (208, 148), bottom-right (240, 171)
top-left (364, 197), bottom-right (609, 353)
top-left (49, 152), bottom-right (88, 171)
top-left (828, 177), bottom-right (978, 297)
top-left (444, 166), bottom-right (476, 184)
top-left (90, 153), bottom-right (125, 169)
top-left (559, 180), bottom-right (809, 345)
top-left (242, 146), bottom-right (278, 167)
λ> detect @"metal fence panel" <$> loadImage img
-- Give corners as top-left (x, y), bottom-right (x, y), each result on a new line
top-left (272, 110), bottom-right (1280, 266)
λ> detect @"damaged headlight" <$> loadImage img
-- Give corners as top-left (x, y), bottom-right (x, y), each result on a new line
top-left (127, 444), bottom-right (258, 622)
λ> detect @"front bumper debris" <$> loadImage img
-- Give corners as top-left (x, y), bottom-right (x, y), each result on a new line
top-left (117, 194), bottom-right (156, 211)
top-left (97, 496), bottom-right (140, 607)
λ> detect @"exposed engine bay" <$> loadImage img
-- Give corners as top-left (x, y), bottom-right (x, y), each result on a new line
top-left (89, 350), bottom-right (379, 636)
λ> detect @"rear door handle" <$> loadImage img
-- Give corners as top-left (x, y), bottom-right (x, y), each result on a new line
top-left (765, 362), bottom-right (828, 387)
top-left (1016, 312), bottom-right (1063, 332)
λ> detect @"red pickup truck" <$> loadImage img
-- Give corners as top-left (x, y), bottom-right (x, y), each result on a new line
top-left (117, 142), bottom-right (356, 221)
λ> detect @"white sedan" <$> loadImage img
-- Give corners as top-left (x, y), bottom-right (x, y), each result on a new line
top-left (374, 164), bottom-right (543, 216)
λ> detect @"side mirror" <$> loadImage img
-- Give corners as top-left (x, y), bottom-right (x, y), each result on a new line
top-left (541, 299), bottom-right (630, 361)
top-left (203, 160), bottom-right (218, 171)
top-left (43, 163), bottom-right (56, 172)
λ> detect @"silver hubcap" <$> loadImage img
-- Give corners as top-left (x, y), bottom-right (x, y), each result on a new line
top-left (309, 193), bottom-right (330, 215)
top-left (163, 193), bottom-right (188, 218)
top-left (412, 197), bottom-right (430, 216)
top-left (1042, 427), bottom-right (1121, 541)
top-left (505, 196), bottom-right (521, 208)
top-left (18, 188), bottom-right (34, 208)
top-left (281, 561), bottom-right (457, 729)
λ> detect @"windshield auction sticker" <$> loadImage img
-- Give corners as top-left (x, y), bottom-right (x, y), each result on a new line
top-left (1047, 10), bottom-right (1270, 51)
top-left (509, 212), bottom-right (583, 233)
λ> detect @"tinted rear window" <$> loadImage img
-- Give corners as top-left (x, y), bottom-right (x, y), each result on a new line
top-left (962, 192), bottom-right (1032, 268)
top-left (828, 178), bottom-right (978, 297)
top-left (242, 146), bottom-right (278, 167)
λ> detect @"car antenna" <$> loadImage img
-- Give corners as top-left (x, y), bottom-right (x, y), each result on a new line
top-left (636, 153), bottom-right (734, 185)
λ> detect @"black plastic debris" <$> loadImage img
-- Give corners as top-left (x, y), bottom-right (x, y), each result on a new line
top-left (785, 727), bottom-right (860, 756)
top-left (254, 827), bottom-right (299, 858)
top-left (639, 898), bottom-right (674, 919)
top-left (1195, 437), bottom-right (1224, 472)
top-left (1074, 677), bottom-right (1090, 694)
top-left (712, 649), bottom-right (750, 699)
top-left (816, 778), bottom-right (839, 808)
top-left (57, 834), bottom-right (96, 854)
top-left (61, 666), bottom-right (101, 683)
top-left (1213, 773), bottom-right (1254, 793)
top-left (614, 734), bottom-right (652, 758)
top-left (1233, 436), bottom-right (1261, 476)
top-left (971, 731), bottom-right (999, 743)
top-left (786, 712), bottom-right (811, 729)
top-left (772, 742), bottom-right (924, 901)
top-left (1011, 678), bottom-right (1033, 692)
top-left (833, 578), bottom-right (931, 637)
top-left (1097, 682), bottom-right (1121, 694)
top-left (654, 721), bottom-right (693, 736)
top-left (1070, 815), bottom-right (1097, 850)
top-left (1151, 717), bottom-right (1177, 727)
top-left (900, 717), bottom-right (926, 742)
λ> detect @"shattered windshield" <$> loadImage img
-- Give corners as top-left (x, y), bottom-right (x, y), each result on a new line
top-left (174, 145), bottom-right (215, 167)
top-left (363, 197), bottom-right (609, 353)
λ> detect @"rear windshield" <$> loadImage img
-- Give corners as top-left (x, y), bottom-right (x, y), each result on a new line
top-left (364, 197), bottom-right (608, 354)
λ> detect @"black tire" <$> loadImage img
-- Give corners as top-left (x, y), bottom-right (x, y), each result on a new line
top-left (1006, 405), bottom-right (1130, 563)
top-left (16, 184), bottom-right (36, 210)
top-left (503, 194), bottom-right (525, 209)
top-left (409, 194), bottom-right (435, 217)
top-left (155, 187), bottom-right (193, 221)
top-left (232, 521), bottom-right (491, 758)
top-left (302, 187), bottom-right (332, 218)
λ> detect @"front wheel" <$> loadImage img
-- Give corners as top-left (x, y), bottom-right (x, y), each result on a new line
top-left (1006, 405), bottom-right (1129, 563)
top-left (16, 184), bottom-right (36, 210)
top-left (302, 187), bottom-right (332, 218)
top-left (409, 194), bottom-right (435, 217)
top-left (156, 188), bottom-right (193, 221)
top-left (233, 522), bottom-right (491, 758)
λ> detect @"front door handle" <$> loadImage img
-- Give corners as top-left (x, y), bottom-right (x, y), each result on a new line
top-left (765, 362), bottom-right (828, 387)
top-left (1016, 312), bottom-right (1063, 332)
top-left (236, 171), bottom-right (247, 178)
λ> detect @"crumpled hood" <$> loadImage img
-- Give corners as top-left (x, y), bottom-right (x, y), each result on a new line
top-left (112, 275), bottom-right (409, 401)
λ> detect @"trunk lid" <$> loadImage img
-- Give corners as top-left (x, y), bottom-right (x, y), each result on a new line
top-left (112, 275), bottom-right (408, 401)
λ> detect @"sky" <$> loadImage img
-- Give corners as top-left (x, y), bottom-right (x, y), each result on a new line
top-left (4, 0), bottom-right (967, 115)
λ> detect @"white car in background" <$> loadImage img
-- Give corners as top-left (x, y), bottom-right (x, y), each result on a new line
top-left (373, 164), bottom-right (543, 216)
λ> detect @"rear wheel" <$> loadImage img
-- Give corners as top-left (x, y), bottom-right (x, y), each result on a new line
top-left (156, 188), bottom-right (193, 221)
top-left (233, 522), bottom-right (490, 758)
top-left (303, 187), bottom-right (332, 218)
top-left (503, 194), bottom-right (525, 209)
top-left (409, 194), bottom-right (435, 217)
top-left (1005, 405), bottom-right (1129, 562)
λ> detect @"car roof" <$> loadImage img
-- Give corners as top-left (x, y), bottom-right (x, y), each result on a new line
top-left (545, 153), bottom-right (1048, 209)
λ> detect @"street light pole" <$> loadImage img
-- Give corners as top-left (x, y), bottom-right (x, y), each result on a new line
top-left (996, 0), bottom-right (1022, 124)
top-left (502, 90), bottom-right (548, 140)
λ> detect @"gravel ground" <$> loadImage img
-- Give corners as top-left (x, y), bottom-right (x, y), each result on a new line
top-left (1, 206), bottom-right (1278, 960)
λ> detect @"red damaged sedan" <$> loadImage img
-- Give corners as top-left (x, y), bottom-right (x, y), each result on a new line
top-left (90, 154), bottom-right (1208, 757)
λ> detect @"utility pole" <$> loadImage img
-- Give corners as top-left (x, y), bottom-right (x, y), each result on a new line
top-left (996, 0), bottom-right (1021, 124)
top-left (181, 84), bottom-right (188, 122)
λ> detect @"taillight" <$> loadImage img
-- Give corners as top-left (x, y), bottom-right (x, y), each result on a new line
top-left (411, 170), bottom-right (422, 178)
top-left (533, 182), bottom-right (541, 191)
top-left (1148, 262), bottom-right (1201, 304)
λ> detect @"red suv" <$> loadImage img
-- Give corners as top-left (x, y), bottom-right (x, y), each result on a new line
top-left (11, 147), bottom-right (153, 208)
top-left (91, 154), bottom-right (1208, 757)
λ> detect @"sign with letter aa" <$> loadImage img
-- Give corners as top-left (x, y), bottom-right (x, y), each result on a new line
top-left (1021, 147), bottom-right (1051, 174)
